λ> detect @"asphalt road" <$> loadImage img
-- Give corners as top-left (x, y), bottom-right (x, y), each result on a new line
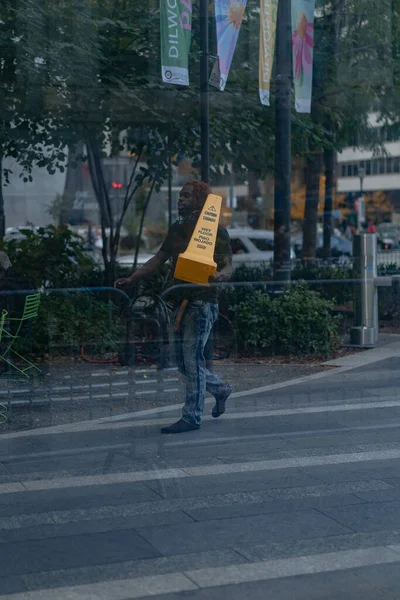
top-left (2, 345), bottom-right (400, 598)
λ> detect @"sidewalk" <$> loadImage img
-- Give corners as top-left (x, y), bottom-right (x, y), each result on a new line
top-left (2, 334), bottom-right (400, 435)
top-left (2, 338), bottom-right (400, 598)
top-left (0, 360), bottom-right (324, 434)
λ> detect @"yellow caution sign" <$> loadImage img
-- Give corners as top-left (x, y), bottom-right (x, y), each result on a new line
top-left (174, 194), bottom-right (222, 285)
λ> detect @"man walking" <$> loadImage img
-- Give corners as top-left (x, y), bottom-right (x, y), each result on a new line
top-left (116, 180), bottom-right (232, 433)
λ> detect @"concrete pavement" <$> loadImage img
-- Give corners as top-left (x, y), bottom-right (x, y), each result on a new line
top-left (2, 343), bottom-right (400, 597)
top-left (0, 361), bottom-right (324, 433)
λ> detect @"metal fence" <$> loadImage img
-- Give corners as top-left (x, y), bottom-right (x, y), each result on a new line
top-left (0, 271), bottom-right (398, 416)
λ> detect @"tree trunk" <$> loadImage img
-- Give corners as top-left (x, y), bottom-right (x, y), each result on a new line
top-left (86, 138), bottom-right (113, 284)
top-left (302, 153), bottom-right (323, 263)
top-left (0, 155), bottom-right (5, 240)
top-left (134, 176), bottom-right (157, 270)
top-left (273, 0), bottom-right (292, 283)
top-left (323, 148), bottom-right (335, 259)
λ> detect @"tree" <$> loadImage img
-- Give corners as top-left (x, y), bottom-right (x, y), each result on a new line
top-left (5, 0), bottom-right (396, 278)
top-left (2, 0), bottom-right (280, 282)
top-left (0, 1), bottom-right (69, 238)
top-left (297, 0), bottom-right (397, 261)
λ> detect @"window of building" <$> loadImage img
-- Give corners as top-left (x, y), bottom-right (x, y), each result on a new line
top-left (387, 157), bottom-right (393, 173)
top-left (394, 158), bottom-right (400, 173)
top-left (366, 160), bottom-right (371, 175)
top-left (379, 158), bottom-right (385, 174)
top-left (372, 159), bottom-right (379, 175)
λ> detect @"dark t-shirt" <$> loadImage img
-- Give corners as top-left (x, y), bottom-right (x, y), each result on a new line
top-left (160, 221), bottom-right (232, 304)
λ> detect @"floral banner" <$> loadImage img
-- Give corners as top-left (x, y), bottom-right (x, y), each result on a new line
top-left (291, 0), bottom-right (315, 113)
top-left (210, 0), bottom-right (247, 91)
top-left (160, 0), bottom-right (192, 86)
top-left (259, 0), bottom-right (279, 106)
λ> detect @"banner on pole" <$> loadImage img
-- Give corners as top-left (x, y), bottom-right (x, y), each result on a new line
top-left (160, 0), bottom-right (192, 86)
top-left (291, 0), bottom-right (315, 113)
top-left (210, 0), bottom-right (247, 91)
top-left (259, 0), bottom-right (279, 106)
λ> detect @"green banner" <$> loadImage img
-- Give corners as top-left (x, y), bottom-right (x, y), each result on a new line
top-left (161, 0), bottom-right (192, 86)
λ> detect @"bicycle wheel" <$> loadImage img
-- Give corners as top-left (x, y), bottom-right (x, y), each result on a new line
top-left (81, 339), bottom-right (119, 364)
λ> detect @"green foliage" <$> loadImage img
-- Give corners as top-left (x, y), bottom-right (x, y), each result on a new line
top-left (233, 290), bottom-right (275, 351)
top-left (231, 264), bottom-right (273, 282)
top-left (1, 226), bottom-right (97, 289)
top-left (219, 263), bottom-right (357, 316)
top-left (234, 283), bottom-right (340, 356)
top-left (15, 293), bottom-right (124, 357)
top-left (291, 263), bottom-right (356, 305)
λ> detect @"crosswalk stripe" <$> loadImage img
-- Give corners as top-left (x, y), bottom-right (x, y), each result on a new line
top-left (1, 447), bottom-right (400, 495)
top-left (72, 396), bottom-right (400, 430)
top-left (0, 572), bottom-right (197, 599)
top-left (3, 395), bottom-right (399, 440)
top-left (2, 546), bottom-right (400, 599)
top-left (185, 545), bottom-right (400, 588)
top-left (0, 480), bottom-right (391, 532)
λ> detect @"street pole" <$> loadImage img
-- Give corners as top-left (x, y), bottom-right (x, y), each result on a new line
top-left (200, 0), bottom-right (210, 184)
top-left (167, 135), bottom-right (172, 228)
top-left (200, 0), bottom-right (213, 368)
top-left (357, 167), bottom-right (365, 233)
top-left (273, 0), bottom-right (292, 283)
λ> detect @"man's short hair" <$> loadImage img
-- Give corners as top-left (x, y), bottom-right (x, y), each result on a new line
top-left (186, 180), bottom-right (211, 211)
top-left (0, 252), bottom-right (12, 271)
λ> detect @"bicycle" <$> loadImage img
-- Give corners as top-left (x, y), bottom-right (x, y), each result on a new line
top-left (81, 293), bottom-right (235, 366)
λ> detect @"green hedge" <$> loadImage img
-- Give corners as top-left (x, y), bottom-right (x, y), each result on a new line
top-left (5, 227), bottom-right (399, 359)
top-left (15, 294), bottom-right (124, 357)
top-left (233, 283), bottom-right (340, 357)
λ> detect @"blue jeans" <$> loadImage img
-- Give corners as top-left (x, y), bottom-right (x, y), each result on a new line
top-left (175, 301), bottom-right (228, 426)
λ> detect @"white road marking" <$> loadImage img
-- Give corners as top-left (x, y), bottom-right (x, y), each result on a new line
top-left (2, 547), bottom-right (400, 599)
top-left (2, 447), bottom-right (400, 495)
top-left (185, 546), bottom-right (400, 588)
top-left (0, 573), bottom-right (197, 600)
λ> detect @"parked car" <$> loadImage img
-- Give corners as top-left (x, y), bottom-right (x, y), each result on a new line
top-left (292, 232), bottom-right (352, 258)
top-left (117, 229), bottom-right (295, 271)
top-left (116, 251), bottom-right (156, 267)
top-left (227, 229), bottom-right (295, 269)
top-left (376, 223), bottom-right (400, 250)
top-left (4, 225), bottom-right (37, 241)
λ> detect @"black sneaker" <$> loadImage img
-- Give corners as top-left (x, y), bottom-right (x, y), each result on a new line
top-left (212, 384), bottom-right (232, 418)
top-left (161, 419), bottom-right (200, 434)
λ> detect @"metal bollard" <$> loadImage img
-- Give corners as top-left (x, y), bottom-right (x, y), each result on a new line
top-left (350, 234), bottom-right (379, 347)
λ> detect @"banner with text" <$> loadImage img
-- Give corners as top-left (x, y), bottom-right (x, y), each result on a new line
top-left (291, 0), bottom-right (315, 113)
top-left (259, 0), bottom-right (279, 106)
top-left (161, 0), bottom-right (192, 86)
top-left (210, 0), bottom-right (247, 91)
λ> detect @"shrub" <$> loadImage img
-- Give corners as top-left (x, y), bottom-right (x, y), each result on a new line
top-left (231, 290), bottom-right (275, 351)
top-left (234, 283), bottom-right (340, 357)
top-left (219, 263), bottom-right (356, 312)
top-left (272, 283), bottom-right (340, 355)
top-left (15, 293), bottom-right (125, 357)
top-left (1, 226), bottom-right (96, 289)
